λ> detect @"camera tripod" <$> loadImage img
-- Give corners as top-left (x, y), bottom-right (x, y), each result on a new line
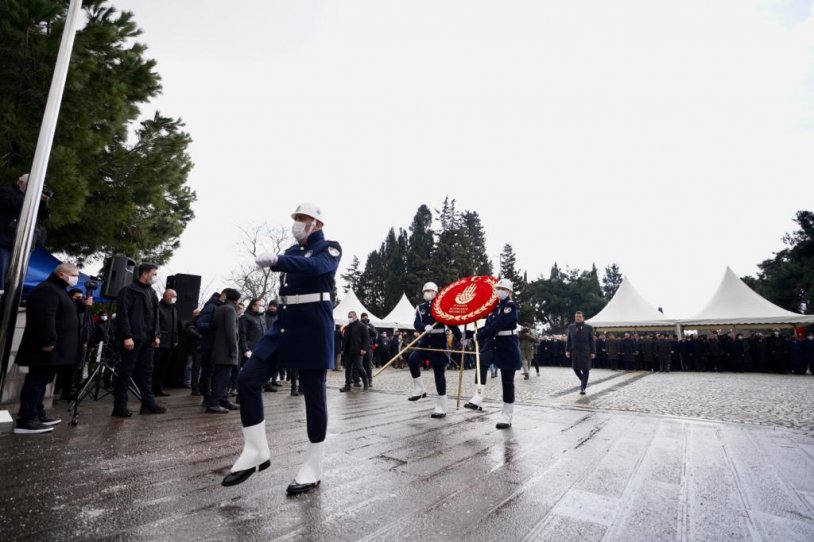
top-left (68, 340), bottom-right (141, 425)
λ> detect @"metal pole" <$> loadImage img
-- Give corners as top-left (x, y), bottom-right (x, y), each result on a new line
top-left (0, 0), bottom-right (84, 400)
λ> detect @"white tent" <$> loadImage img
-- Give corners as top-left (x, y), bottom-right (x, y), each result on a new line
top-left (681, 267), bottom-right (814, 327)
top-left (586, 277), bottom-right (677, 329)
top-left (380, 293), bottom-right (418, 330)
top-left (332, 290), bottom-right (385, 326)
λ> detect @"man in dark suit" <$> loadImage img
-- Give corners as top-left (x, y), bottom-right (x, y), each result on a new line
top-left (13, 263), bottom-right (80, 434)
top-left (565, 311), bottom-right (596, 395)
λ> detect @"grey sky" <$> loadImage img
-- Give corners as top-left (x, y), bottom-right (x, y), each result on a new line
top-left (109, 0), bottom-right (814, 318)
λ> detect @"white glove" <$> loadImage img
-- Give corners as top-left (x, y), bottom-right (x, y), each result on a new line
top-left (245, 350), bottom-right (252, 358)
top-left (462, 338), bottom-right (472, 349)
top-left (424, 325), bottom-right (433, 333)
top-left (255, 253), bottom-right (278, 268)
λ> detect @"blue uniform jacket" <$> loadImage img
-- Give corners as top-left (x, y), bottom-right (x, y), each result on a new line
top-left (252, 230), bottom-right (341, 370)
top-left (475, 298), bottom-right (521, 370)
top-left (414, 301), bottom-right (461, 349)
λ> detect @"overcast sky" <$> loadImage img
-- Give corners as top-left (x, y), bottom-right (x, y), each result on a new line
top-left (109, 0), bottom-right (814, 318)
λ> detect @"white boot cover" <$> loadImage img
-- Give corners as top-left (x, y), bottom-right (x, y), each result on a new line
top-left (468, 380), bottom-right (486, 407)
top-left (433, 395), bottom-right (447, 415)
top-left (411, 377), bottom-right (425, 397)
top-left (498, 402), bottom-right (514, 426)
top-left (294, 441), bottom-right (325, 485)
top-left (231, 421), bottom-right (271, 472)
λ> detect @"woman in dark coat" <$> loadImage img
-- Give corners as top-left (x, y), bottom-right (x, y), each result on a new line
top-left (14, 264), bottom-right (80, 433)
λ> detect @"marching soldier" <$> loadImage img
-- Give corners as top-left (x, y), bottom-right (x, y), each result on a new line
top-left (407, 282), bottom-right (461, 419)
top-left (464, 278), bottom-right (521, 429)
top-left (221, 203), bottom-right (341, 496)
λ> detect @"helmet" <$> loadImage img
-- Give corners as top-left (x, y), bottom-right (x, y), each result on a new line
top-left (291, 202), bottom-right (325, 224)
top-left (422, 282), bottom-right (438, 292)
top-left (495, 278), bottom-right (513, 292)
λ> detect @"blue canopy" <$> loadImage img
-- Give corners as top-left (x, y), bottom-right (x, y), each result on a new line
top-left (23, 247), bottom-right (114, 302)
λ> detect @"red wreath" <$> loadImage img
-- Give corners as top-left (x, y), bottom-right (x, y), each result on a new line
top-left (431, 276), bottom-right (498, 325)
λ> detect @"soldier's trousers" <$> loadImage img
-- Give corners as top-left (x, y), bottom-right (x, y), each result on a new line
top-left (238, 356), bottom-right (327, 443)
top-left (474, 350), bottom-right (516, 403)
top-left (408, 349), bottom-right (447, 395)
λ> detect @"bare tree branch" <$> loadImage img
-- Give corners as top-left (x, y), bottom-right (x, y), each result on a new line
top-left (227, 222), bottom-right (292, 302)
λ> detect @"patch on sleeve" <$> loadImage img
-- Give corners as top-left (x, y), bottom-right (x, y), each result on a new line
top-left (503, 307), bottom-right (512, 314)
top-left (328, 247), bottom-right (341, 257)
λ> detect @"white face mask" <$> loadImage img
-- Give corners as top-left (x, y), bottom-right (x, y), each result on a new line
top-left (423, 291), bottom-right (436, 301)
top-left (100, 316), bottom-right (108, 321)
top-left (150, 276), bottom-right (158, 285)
top-left (496, 289), bottom-right (509, 301)
top-left (348, 316), bottom-right (357, 323)
top-left (169, 298), bottom-right (177, 305)
top-left (292, 220), bottom-right (313, 242)
top-left (67, 275), bottom-right (79, 287)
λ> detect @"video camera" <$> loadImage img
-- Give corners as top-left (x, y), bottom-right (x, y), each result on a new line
top-left (84, 276), bottom-right (100, 297)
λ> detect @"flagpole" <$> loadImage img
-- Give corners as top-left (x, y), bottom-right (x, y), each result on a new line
top-left (0, 0), bottom-right (85, 403)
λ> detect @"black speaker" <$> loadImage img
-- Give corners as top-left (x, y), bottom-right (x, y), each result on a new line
top-left (101, 255), bottom-right (136, 298)
top-left (166, 273), bottom-right (201, 321)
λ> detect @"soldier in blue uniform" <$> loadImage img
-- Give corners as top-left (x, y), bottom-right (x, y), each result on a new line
top-left (221, 203), bottom-right (341, 496)
top-left (463, 278), bottom-right (521, 429)
top-left (406, 282), bottom-right (461, 418)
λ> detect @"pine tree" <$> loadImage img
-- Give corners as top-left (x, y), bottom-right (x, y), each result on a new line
top-left (499, 243), bottom-right (530, 324)
top-left (340, 255), bottom-right (363, 294)
top-left (461, 211), bottom-right (493, 275)
top-left (601, 263), bottom-right (623, 300)
top-left (404, 205), bottom-right (435, 304)
top-left (0, 1), bottom-right (195, 264)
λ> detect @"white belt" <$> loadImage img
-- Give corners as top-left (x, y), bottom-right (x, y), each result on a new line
top-left (427, 328), bottom-right (446, 334)
top-left (496, 330), bottom-right (517, 336)
top-left (281, 292), bottom-right (331, 305)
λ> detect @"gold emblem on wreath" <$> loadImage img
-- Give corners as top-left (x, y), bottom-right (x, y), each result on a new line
top-left (454, 283), bottom-right (477, 305)
top-left (432, 276), bottom-right (498, 323)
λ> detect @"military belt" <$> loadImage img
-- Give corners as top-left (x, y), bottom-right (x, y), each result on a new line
top-left (281, 292), bottom-right (331, 305)
top-left (427, 328), bottom-right (446, 334)
top-left (496, 330), bottom-right (517, 336)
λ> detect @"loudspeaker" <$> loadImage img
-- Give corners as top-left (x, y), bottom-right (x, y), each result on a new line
top-left (101, 255), bottom-right (136, 298)
top-left (166, 273), bottom-right (201, 321)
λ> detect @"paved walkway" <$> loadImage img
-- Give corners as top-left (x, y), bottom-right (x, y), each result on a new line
top-left (1, 367), bottom-right (813, 541)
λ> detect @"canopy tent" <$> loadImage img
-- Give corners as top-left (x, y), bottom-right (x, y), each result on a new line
top-left (21, 247), bottom-right (109, 301)
top-left (380, 293), bottom-right (418, 330)
top-left (586, 277), bottom-right (677, 329)
top-left (681, 267), bottom-right (814, 327)
top-left (332, 289), bottom-right (385, 327)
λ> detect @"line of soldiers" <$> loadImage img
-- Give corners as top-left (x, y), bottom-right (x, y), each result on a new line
top-left (536, 330), bottom-right (814, 374)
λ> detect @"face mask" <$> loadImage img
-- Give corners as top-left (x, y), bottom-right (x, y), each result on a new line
top-left (256, 307), bottom-right (264, 314)
top-left (348, 316), bottom-right (357, 323)
top-left (496, 290), bottom-right (509, 301)
top-left (362, 318), bottom-right (369, 324)
top-left (100, 316), bottom-right (108, 321)
top-left (292, 220), bottom-right (313, 242)
top-left (66, 275), bottom-right (79, 287)
top-left (150, 276), bottom-right (158, 285)
top-left (169, 298), bottom-right (177, 305)
top-left (423, 291), bottom-right (436, 301)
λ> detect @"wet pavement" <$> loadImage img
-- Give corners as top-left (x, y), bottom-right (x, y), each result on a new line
top-left (2, 367), bottom-right (814, 541)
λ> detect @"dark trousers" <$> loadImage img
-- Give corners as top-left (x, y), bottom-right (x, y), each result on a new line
top-left (199, 349), bottom-right (214, 400)
top-left (573, 368), bottom-right (589, 390)
top-left (407, 349), bottom-right (447, 394)
top-left (55, 361), bottom-right (81, 397)
top-left (345, 354), bottom-right (366, 386)
top-left (475, 351), bottom-right (516, 403)
top-left (658, 357), bottom-right (670, 372)
top-left (238, 356), bottom-right (328, 442)
top-left (189, 351), bottom-right (202, 392)
top-left (209, 364), bottom-right (232, 407)
top-left (18, 365), bottom-right (57, 422)
top-left (153, 348), bottom-right (173, 393)
top-left (609, 356), bottom-right (619, 370)
top-left (114, 339), bottom-right (156, 410)
top-left (363, 350), bottom-right (373, 383)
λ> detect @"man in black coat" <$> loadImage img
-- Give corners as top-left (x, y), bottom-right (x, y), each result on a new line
top-left (767, 329), bottom-right (788, 373)
top-left (339, 311), bottom-right (370, 392)
top-left (565, 311), bottom-right (596, 394)
top-left (361, 313), bottom-right (377, 386)
top-left (113, 263), bottom-right (165, 417)
top-left (620, 332), bottom-right (636, 371)
top-left (13, 263), bottom-right (79, 434)
top-left (0, 173), bottom-right (51, 288)
top-left (154, 289), bottom-right (179, 396)
top-left (207, 289), bottom-right (241, 413)
top-left (655, 334), bottom-right (672, 372)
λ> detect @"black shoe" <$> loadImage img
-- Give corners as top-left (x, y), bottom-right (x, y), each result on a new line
top-left (191, 390), bottom-right (202, 396)
top-left (206, 405), bottom-right (230, 413)
top-left (154, 390), bottom-right (171, 397)
top-left (407, 393), bottom-right (426, 401)
top-left (272, 381), bottom-right (283, 387)
top-left (222, 459), bottom-right (270, 487)
top-left (353, 382), bottom-right (361, 388)
top-left (13, 419), bottom-right (54, 434)
top-left (291, 389), bottom-right (300, 396)
top-left (181, 384), bottom-right (192, 389)
top-left (222, 402), bottom-right (239, 411)
top-left (140, 404), bottom-right (167, 414)
top-left (111, 408), bottom-right (133, 418)
top-left (286, 480), bottom-right (320, 496)
top-left (430, 412), bottom-right (446, 419)
top-left (496, 422), bottom-right (512, 429)
top-left (39, 416), bottom-right (62, 426)
top-left (368, 380), bottom-right (373, 388)
top-left (579, 390), bottom-right (586, 395)
top-left (339, 385), bottom-right (352, 392)
top-left (463, 402), bottom-right (483, 411)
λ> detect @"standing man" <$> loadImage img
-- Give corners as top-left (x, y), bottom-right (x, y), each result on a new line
top-left (464, 279), bottom-right (521, 430)
top-left (655, 333), bottom-right (672, 373)
top-left (207, 288), bottom-right (241, 412)
top-left (154, 289), bottom-right (179, 397)
top-left (13, 263), bottom-right (79, 433)
top-left (0, 173), bottom-right (51, 287)
top-left (222, 202), bottom-right (341, 496)
top-left (360, 312), bottom-right (377, 387)
top-left (339, 311), bottom-right (369, 392)
top-left (565, 311), bottom-right (596, 395)
top-left (113, 263), bottom-right (166, 417)
top-left (606, 333), bottom-right (620, 371)
top-left (519, 325), bottom-right (537, 380)
top-left (406, 282), bottom-right (461, 418)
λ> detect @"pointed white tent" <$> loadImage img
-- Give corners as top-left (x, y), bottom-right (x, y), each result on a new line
top-left (332, 290), bottom-right (384, 326)
top-left (681, 267), bottom-right (814, 326)
top-left (586, 277), bottom-right (676, 329)
top-left (380, 293), bottom-right (419, 330)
